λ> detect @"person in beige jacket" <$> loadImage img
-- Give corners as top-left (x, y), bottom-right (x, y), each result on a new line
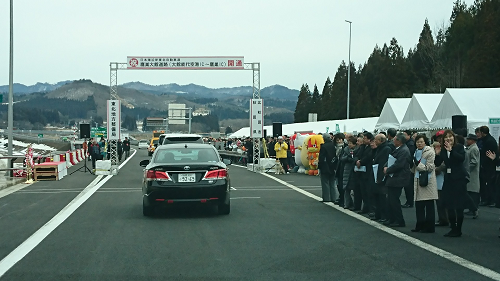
top-left (411, 134), bottom-right (438, 233)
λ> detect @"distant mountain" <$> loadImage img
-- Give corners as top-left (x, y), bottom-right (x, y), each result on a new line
top-left (120, 82), bottom-right (299, 101)
top-left (2, 79), bottom-right (295, 132)
top-left (0, 81), bottom-right (72, 94)
top-left (1, 80), bottom-right (299, 101)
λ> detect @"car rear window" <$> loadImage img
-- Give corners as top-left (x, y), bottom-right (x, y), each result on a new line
top-left (154, 148), bottom-right (219, 163)
top-left (164, 137), bottom-right (203, 143)
top-left (153, 139), bottom-right (159, 145)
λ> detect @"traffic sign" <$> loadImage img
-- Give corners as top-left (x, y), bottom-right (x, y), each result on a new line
top-left (38, 134), bottom-right (43, 138)
top-left (91, 127), bottom-right (107, 138)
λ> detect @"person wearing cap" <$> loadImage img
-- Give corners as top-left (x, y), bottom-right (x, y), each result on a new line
top-left (275, 136), bottom-right (289, 174)
top-left (465, 134), bottom-right (480, 218)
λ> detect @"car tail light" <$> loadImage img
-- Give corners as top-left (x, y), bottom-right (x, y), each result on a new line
top-left (203, 169), bottom-right (227, 180)
top-left (146, 170), bottom-right (171, 181)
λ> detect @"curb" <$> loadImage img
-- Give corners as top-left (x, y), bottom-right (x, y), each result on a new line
top-left (0, 177), bottom-right (28, 191)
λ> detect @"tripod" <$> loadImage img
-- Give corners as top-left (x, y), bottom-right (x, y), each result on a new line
top-left (70, 138), bottom-right (93, 175)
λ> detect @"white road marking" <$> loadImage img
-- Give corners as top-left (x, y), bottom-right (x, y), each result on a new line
top-left (231, 197), bottom-right (261, 200)
top-left (230, 187), bottom-right (237, 190)
top-left (0, 175), bottom-right (107, 278)
top-left (245, 168), bottom-right (500, 281)
top-left (0, 149), bottom-right (137, 277)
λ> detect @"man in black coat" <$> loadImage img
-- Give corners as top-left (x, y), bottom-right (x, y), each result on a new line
top-left (386, 128), bottom-right (397, 152)
top-left (402, 130), bottom-right (416, 208)
top-left (352, 136), bottom-right (364, 211)
top-left (478, 126), bottom-right (499, 206)
top-left (356, 132), bottom-right (375, 215)
top-left (123, 137), bottom-right (131, 159)
top-left (372, 134), bottom-right (392, 222)
top-left (384, 133), bottom-right (411, 227)
top-left (267, 137), bottom-right (276, 158)
top-left (245, 137), bottom-right (253, 164)
top-left (117, 139), bottom-right (123, 162)
top-left (319, 133), bottom-right (338, 202)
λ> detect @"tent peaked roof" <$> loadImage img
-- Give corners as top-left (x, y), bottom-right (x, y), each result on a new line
top-left (375, 98), bottom-right (411, 131)
top-left (431, 88), bottom-right (500, 130)
top-left (400, 93), bottom-right (443, 130)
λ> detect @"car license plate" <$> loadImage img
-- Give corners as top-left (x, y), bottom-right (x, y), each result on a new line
top-left (178, 173), bottom-right (196, 183)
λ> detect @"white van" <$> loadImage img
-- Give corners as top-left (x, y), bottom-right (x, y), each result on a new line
top-left (158, 133), bottom-right (204, 146)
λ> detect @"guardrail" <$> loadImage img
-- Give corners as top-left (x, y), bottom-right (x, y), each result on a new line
top-left (218, 150), bottom-right (248, 164)
top-left (0, 152), bottom-right (59, 177)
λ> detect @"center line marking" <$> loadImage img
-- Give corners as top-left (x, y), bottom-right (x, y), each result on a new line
top-left (231, 165), bottom-right (500, 281)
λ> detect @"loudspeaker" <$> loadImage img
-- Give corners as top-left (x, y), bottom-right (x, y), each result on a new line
top-left (79, 123), bottom-right (91, 139)
top-left (272, 122), bottom-right (282, 138)
top-left (264, 129), bottom-right (267, 138)
top-left (452, 115), bottom-right (467, 137)
top-left (452, 115), bottom-right (467, 130)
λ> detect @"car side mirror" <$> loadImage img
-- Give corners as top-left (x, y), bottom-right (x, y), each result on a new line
top-left (139, 159), bottom-right (150, 167)
top-left (222, 159), bottom-right (232, 165)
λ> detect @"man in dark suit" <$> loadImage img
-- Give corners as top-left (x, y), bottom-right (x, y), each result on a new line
top-left (372, 134), bottom-right (392, 222)
top-left (384, 133), bottom-right (411, 227)
top-left (319, 133), bottom-right (338, 202)
top-left (356, 132), bottom-right (375, 215)
top-left (402, 130), bottom-right (416, 208)
top-left (386, 128), bottom-right (397, 152)
top-left (478, 126), bottom-right (499, 207)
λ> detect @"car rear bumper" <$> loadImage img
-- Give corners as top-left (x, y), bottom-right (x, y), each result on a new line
top-left (144, 185), bottom-right (229, 206)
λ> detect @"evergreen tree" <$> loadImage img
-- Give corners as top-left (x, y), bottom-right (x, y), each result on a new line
top-left (311, 84), bottom-right (320, 115)
top-left (294, 84), bottom-right (312, 123)
top-left (225, 126), bottom-right (233, 135)
top-left (319, 77), bottom-right (332, 120)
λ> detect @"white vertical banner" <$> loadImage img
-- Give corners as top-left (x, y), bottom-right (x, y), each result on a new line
top-left (250, 99), bottom-right (264, 138)
top-left (107, 100), bottom-right (121, 140)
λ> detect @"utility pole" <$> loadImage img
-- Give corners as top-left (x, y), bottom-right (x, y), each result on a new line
top-left (345, 20), bottom-right (352, 120)
top-left (8, 0), bottom-right (14, 156)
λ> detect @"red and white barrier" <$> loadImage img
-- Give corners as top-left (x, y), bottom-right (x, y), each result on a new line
top-left (69, 151), bottom-right (78, 165)
top-left (66, 152), bottom-right (72, 168)
top-left (76, 150), bottom-right (82, 162)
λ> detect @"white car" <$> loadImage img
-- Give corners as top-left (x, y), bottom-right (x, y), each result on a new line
top-left (138, 139), bottom-right (149, 149)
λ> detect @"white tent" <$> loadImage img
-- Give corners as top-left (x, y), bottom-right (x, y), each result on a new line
top-left (431, 88), bottom-right (500, 131)
top-left (399, 94), bottom-right (443, 130)
top-left (374, 98), bottom-right (411, 131)
top-left (229, 117), bottom-right (379, 138)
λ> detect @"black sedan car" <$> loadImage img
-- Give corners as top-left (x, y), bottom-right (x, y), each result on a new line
top-left (140, 143), bottom-right (231, 216)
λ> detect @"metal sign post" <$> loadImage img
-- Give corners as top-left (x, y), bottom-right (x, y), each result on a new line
top-left (110, 56), bottom-right (261, 171)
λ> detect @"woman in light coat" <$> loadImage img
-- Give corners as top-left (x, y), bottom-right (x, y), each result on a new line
top-left (411, 134), bottom-right (438, 233)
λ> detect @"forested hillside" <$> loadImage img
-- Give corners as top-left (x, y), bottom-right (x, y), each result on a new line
top-left (295, 0), bottom-right (500, 122)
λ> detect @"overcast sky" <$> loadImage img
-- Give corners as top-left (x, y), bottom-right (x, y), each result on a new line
top-left (0, 0), bottom-right (474, 90)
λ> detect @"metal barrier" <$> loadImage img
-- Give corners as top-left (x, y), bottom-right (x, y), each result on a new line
top-left (218, 150), bottom-right (248, 164)
top-left (0, 153), bottom-right (56, 177)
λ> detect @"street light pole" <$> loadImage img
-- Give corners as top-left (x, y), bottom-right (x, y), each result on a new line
top-left (8, 0), bottom-right (14, 156)
top-left (345, 20), bottom-right (352, 120)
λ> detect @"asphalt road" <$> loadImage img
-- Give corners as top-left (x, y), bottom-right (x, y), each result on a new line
top-left (0, 148), bottom-right (499, 280)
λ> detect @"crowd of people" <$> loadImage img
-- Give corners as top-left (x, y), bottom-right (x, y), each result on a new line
top-left (85, 136), bottom-right (131, 172)
top-left (212, 127), bottom-right (500, 238)
top-left (316, 126), bottom-right (500, 238)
